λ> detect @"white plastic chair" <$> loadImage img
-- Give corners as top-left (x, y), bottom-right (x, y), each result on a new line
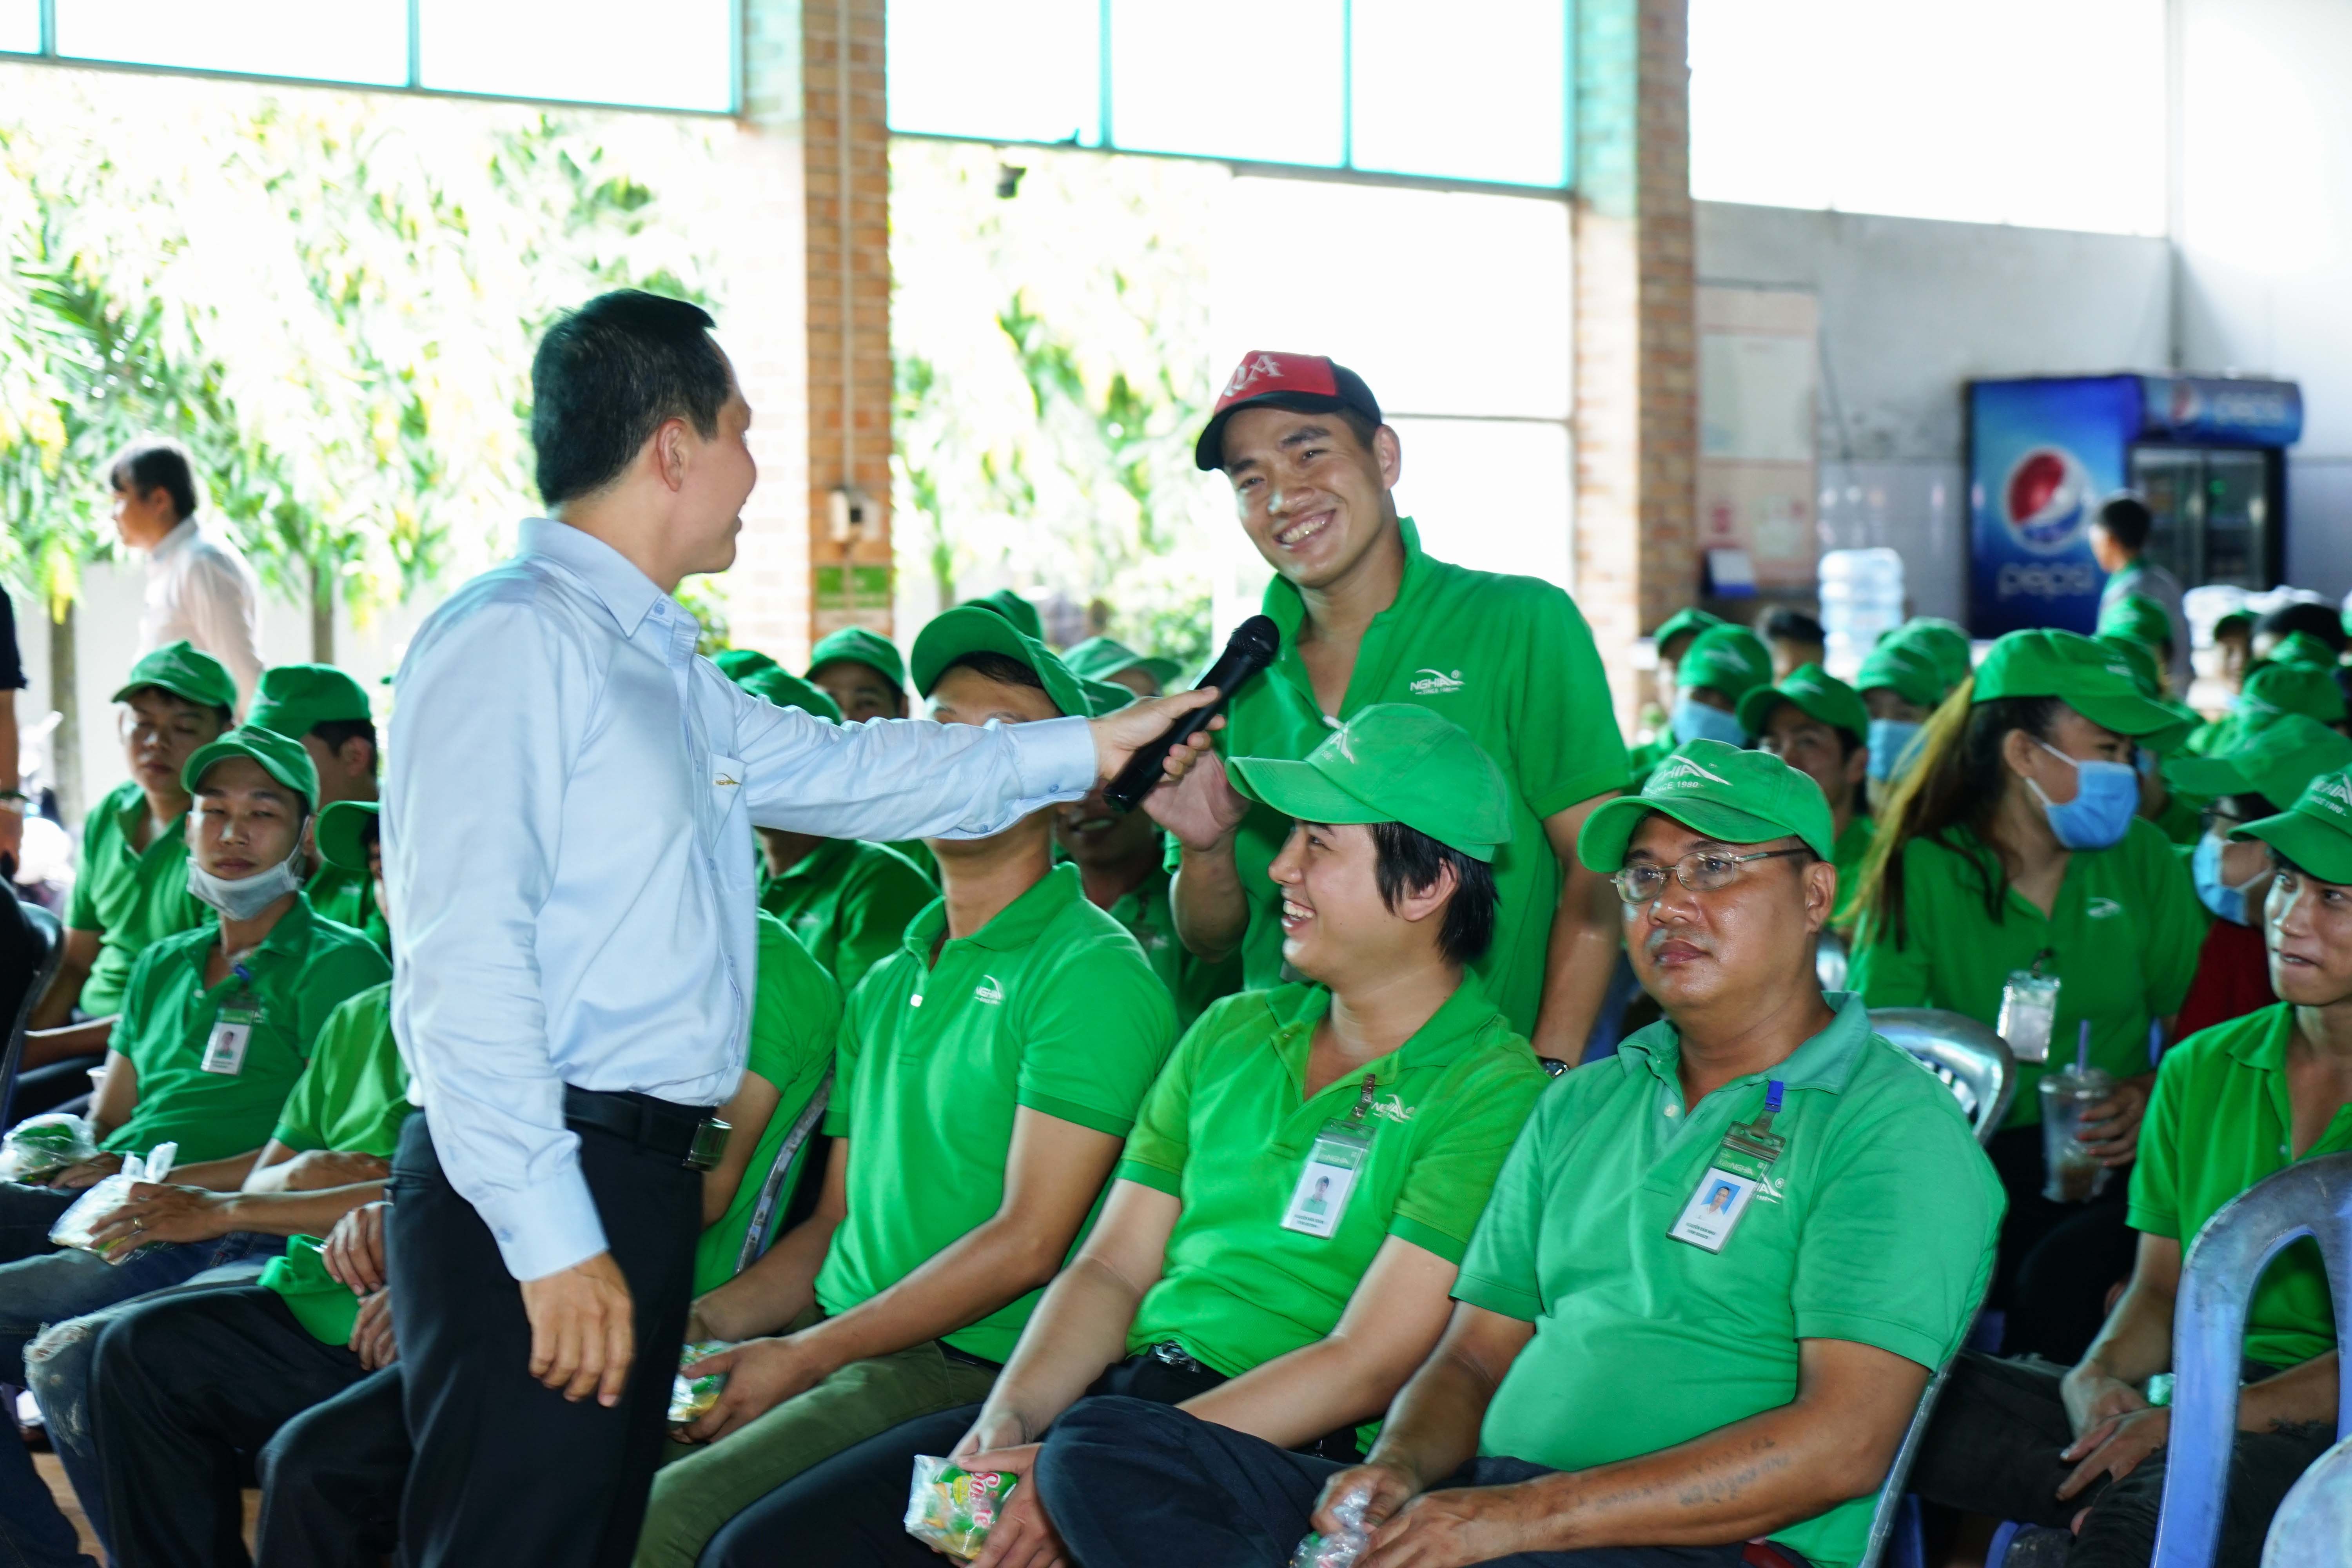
top-left (1869, 1007), bottom-right (2018, 1146)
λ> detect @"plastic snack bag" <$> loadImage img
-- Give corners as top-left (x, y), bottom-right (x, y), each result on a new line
top-left (0, 1114), bottom-right (99, 1183)
top-left (668, 1341), bottom-right (732, 1426)
top-left (48, 1143), bottom-right (177, 1263)
top-left (1290, 1483), bottom-right (1372, 1568)
top-left (904, 1454), bottom-right (1018, 1562)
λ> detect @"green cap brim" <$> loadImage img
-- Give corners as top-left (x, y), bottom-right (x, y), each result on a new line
top-left (1228, 755), bottom-right (1387, 828)
top-left (315, 800), bottom-right (379, 874)
top-left (1577, 794), bottom-right (1824, 873)
top-left (2235, 811), bottom-right (2352, 885)
top-left (2163, 753), bottom-right (2253, 797)
top-left (911, 607), bottom-right (1088, 718)
top-left (181, 733), bottom-right (317, 808)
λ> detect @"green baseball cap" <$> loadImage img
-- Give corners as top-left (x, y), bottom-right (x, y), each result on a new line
top-left (1081, 677), bottom-right (1138, 718)
top-left (1577, 739), bottom-right (1834, 871)
top-left (2167, 713), bottom-right (2352, 808)
top-left (1891, 619), bottom-right (1974, 695)
top-left (911, 606), bottom-right (1090, 719)
top-left (960, 588), bottom-right (1046, 644)
top-left (1063, 636), bottom-right (1182, 692)
top-left (1675, 623), bottom-right (1772, 704)
top-left (315, 800), bottom-right (381, 875)
top-left (1855, 638), bottom-right (1946, 710)
top-left (1227, 704), bottom-right (1511, 862)
top-left (1973, 629), bottom-right (2192, 748)
top-left (2097, 593), bottom-right (2175, 653)
top-left (2267, 631), bottom-right (2340, 670)
top-left (181, 726), bottom-right (319, 811)
top-left (2238, 659), bottom-right (2348, 728)
top-left (712, 648), bottom-right (780, 682)
top-left (112, 640), bottom-right (238, 714)
top-left (2234, 767), bottom-right (2352, 884)
top-left (1737, 663), bottom-right (1869, 743)
top-left (737, 666), bottom-right (843, 723)
top-left (2097, 633), bottom-right (2163, 699)
top-left (247, 664), bottom-right (372, 740)
top-left (805, 626), bottom-right (907, 691)
top-left (1651, 607), bottom-right (1724, 656)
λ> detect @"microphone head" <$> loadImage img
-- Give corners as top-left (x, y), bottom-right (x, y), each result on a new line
top-left (1230, 614), bottom-right (1281, 664)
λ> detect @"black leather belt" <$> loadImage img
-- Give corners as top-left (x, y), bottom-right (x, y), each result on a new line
top-left (562, 1086), bottom-right (729, 1171)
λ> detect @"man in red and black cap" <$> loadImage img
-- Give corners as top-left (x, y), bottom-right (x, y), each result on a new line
top-left (1149, 351), bottom-right (1629, 1056)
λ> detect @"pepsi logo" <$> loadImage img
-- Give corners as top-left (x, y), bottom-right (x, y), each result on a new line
top-left (2001, 445), bottom-right (2091, 554)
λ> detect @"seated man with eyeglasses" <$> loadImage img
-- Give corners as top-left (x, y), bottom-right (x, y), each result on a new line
top-left (1033, 742), bottom-right (2002, 1568)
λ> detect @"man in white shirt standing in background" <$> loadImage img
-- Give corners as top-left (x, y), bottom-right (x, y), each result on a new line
top-left (110, 436), bottom-right (264, 709)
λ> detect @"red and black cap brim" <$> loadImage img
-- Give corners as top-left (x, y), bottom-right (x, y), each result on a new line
top-left (1193, 364), bottom-right (1383, 471)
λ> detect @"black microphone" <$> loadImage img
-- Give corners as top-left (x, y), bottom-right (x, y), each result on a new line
top-left (1103, 615), bottom-right (1281, 812)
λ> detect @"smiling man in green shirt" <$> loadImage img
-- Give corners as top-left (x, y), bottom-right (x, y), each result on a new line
top-left (1152, 352), bottom-right (1627, 1061)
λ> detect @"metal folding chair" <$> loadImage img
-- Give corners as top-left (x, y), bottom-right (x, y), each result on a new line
top-left (1858, 1360), bottom-right (1955, 1568)
top-left (1870, 1007), bottom-right (2018, 1146)
top-left (731, 1071), bottom-right (833, 1276)
top-left (0, 899), bottom-right (64, 1130)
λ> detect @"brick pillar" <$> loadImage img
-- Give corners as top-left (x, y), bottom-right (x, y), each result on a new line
top-left (1572, 0), bottom-right (1698, 734)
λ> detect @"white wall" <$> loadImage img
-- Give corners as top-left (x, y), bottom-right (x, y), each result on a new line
top-left (1695, 201), bottom-right (2173, 621)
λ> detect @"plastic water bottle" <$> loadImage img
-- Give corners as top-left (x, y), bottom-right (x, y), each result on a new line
top-left (1818, 548), bottom-right (1906, 681)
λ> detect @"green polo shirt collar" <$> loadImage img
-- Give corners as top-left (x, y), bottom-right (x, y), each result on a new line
top-left (901, 861), bottom-right (1081, 968)
top-left (1617, 991), bottom-right (1873, 1099)
top-left (1266, 970), bottom-right (1506, 1102)
top-left (1261, 515), bottom-right (1434, 712)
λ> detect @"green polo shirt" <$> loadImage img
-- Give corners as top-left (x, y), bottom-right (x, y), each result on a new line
top-left (2129, 1005), bottom-right (2351, 1370)
top-left (697, 912), bottom-right (843, 1296)
top-left (759, 838), bottom-right (937, 994)
top-left (887, 840), bottom-right (941, 886)
top-left (813, 864), bottom-right (1178, 1362)
top-left (103, 896), bottom-right (392, 1164)
top-left (1198, 517), bottom-right (1626, 1036)
top-left (65, 781), bottom-right (208, 1017)
top-left (305, 864), bottom-right (389, 956)
top-left (1831, 814), bottom-right (1876, 922)
top-left (1103, 861), bottom-right (1243, 1031)
top-left (269, 982), bottom-right (408, 1156)
top-left (1849, 818), bottom-right (2203, 1128)
top-left (1118, 974), bottom-right (1545, 1378)
top-left (1455, 994), bottom-right (2001, 1568)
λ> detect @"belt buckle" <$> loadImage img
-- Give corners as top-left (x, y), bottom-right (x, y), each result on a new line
top-left (686, 1117), bottom-right (731, 1172)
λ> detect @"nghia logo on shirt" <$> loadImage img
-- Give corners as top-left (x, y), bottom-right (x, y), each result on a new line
top-left (1408, 668), bottom-right (1465, 695)
top-left (973, 975), bottom-right (1006, 1005)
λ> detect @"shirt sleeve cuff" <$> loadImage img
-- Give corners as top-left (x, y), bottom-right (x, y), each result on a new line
top-left (1017, 1087), bottom-right (1136, 1138)
top-left (1114, 1157), bottom-right (1181, 1196)
top-left (1005, 716), bottom-right (1098, 802)
top-left (2125, 1203), bottom-right (2180, 1238)
top-left (1451, 1269), bottom-right (1541, 1322)
top-left (473, 1170), bottom-right (610, 1282)
top-left (1388, 1214), bottom-right (1471, 1266)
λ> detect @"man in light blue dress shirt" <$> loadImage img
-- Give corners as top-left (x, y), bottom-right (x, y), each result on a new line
top-left (378, 290), bottom-right (1212, 1565)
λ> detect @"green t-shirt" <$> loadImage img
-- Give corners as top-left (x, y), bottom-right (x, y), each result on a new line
top-left (1849, 818), bottom-right (2203, 1128)
top-left (1831, 814), bottom-right (1876, 922)
top-left (65, 781), bottom-right (207, 1017)
top-left (269, 982), bottom-right (408, 1157)
top-left (305, 863), bottom-right (390, 956)
top-left (103, 896), bottom-right (392, 1164)
top-left (813, 864), bottom-right (1177, 1361)
top-left (1199, 517), bottom-right (1627, 1036)
top-left (695, 912), bottom-right (843, 1296)
top-left (1102, 860), bottom-right (1243, 1032)
top-left (1454, 994), bottom-right (2002, 1568)
top-left (2128, 1005), bottom-right (2350, 1370)
top-left (759, 838), bottom-right (936, 995)
top-left (1118, 975), bottom-right (1545, 1377)
top-left (886, 839), bottom-right (940, 886)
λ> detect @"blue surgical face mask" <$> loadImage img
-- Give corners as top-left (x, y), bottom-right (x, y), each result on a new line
top-left (2191, 831), bottom-right (2269, 926)
top-left (1672, 694), bottom-right (1748, 749)
top-left (2025, 737), bottom-right (2141, 851)
top-left (2134, 746), bottom-right (2158, 780)
top-left (1866, 718), bottom-right (1924, 783)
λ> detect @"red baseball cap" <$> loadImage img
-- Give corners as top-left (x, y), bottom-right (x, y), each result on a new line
top-left (1194, 350), bottom-right (1383, 471)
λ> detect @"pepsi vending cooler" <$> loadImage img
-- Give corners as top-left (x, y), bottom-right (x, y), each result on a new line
top-left (1966, 374), bottom-right (2301, 638)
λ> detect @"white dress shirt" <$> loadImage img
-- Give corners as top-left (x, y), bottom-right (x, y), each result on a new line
top-left (140, 516), bottom-right (264, 707)
top-left (385, 519), bottom-right (1098, 1279)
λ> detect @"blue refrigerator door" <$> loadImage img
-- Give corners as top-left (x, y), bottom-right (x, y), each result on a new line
top-left (1967, 376), bottom-right (2139, 638)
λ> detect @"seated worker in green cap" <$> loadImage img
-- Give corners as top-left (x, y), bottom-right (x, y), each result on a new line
top-left (1740, 664), bottom-right (1873, 918)
top-left (1855, 635), bottom-right (1950, 811)
top-left (1647, 606), bottom-right (1724, 723)
top-left (2097, 633), bottom-right (2205, 848)
top-left (676, 704), bottom-right (1550, 1568)
top-left (1850, 630), bottom-right (2204, 1365)
top-left (1625, 621), bottom-right (1771, 790)
top-left (20, 641), bottom-right (235, 1118)
top-left (2190, 657), bottom-right (2350, 759)
top-left (1064, 635), bottom-right (1183, 700)
top-left (2169, 715), bottom-right (2352, 1038)
top-left (628, 605), bottom-right (1178, 1568)
top-left (1024, 738), bottom-right (2001, 1568)
top-left (801, 628), bottom-right (940, 882)
top-left (1909, 764), bottom-right (2352, 1568)
top-left (734, 666), bottom-right (934, 993)
top-left (960, 586), bottom-right (1047, 643)
top-left (64, 875), bottom-right (849, 1568)
top-left (247, 661), bottom-right (387, 948)
top-left (2098, 594), bottom-right (2180, 699)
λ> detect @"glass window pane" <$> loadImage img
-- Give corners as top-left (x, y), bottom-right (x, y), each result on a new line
top-left (889, 0), bottom-right (1099, 146)
top-left (0, 0), bottom-right (38, 54)
top-left (53, 0), bottom-right (407, 84)
top-left (1390, 418), bottom-right (1573, 588)
top-left (1110, 0), bottom-right (1343, 166)
top-left (1350, 0), bottom-right (1567, 187)
top-left (1212, 178), bottom-right (1568, 420)
top-left (419, 0), bottom-right (733, 111)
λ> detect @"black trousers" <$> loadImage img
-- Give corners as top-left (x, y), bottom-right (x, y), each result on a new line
top-left (387, 1108), bottom-right (701, 1568)
top-left (256, 1365), bottom-right (408, 1568)
top-left (1986, 1127), bottom-right (2139, 1363)
top-left (91, 1284), bottom-right (368, 1568)
top-left (1032, 1396), bottom-right (1782, 1568)
top-left (1909, 1352), bottom-right (2334, 1568)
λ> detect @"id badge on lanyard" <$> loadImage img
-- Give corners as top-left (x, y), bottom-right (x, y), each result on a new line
top-left (202, 967), bottom-right (260, 1078)
top-left (1668, 1080), bottom-right (1786, 1254)
top-left (1998, 949), bottom-right (2060, 1065)
top-left (1282, 1074), bottom-right (1377, 1238)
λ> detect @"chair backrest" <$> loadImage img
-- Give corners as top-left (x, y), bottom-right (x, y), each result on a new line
top-left (1868, 1007), bottom-right (2018, 1146)
top-left (0, 900), bottom-right (64, 1130)
top-left (2152, 1152), bottom-right (2352, 1568)
top-left (1858, 1359), bottom-right (1952, 1568)
top-left (2261, 1433), bottom-right (2352, 1568)
top-left (732, 1070), bottom-right (833, 1276)
top-left (1816, 929), bottom-right (1851, 993)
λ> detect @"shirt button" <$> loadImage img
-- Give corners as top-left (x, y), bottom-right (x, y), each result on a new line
top-left (910, 994), bottom-right (924, 1008)
top-left (1664, 1104), bottom-right (1681, 1118)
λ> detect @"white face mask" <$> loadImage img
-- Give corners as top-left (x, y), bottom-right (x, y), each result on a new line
top-left (186, 834), bottom-right (308, 921)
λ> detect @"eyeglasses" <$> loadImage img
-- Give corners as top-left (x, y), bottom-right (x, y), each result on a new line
top-left (1610, 848), bottom-right (1812, 906)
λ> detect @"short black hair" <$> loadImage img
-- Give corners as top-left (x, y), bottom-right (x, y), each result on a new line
top-left (2257, 601), bottom-right (2349, 653)
top-left (1369, 821), bottom-right (1498, 967)
top-left (310, 719), bottom-right (379, 770)
top-left (124, 683), bottom-right (232, 729)
top-left (1760, 607), bottom-right (1826, 646)
top-left (530, 290), bottom-right (731, 508)
top-left (2094, 494), bottom-right (2154, 552)
top-left (107, 436), bottom-right (198, 521)
top-left (939, 652), bottom-right (1045, 693)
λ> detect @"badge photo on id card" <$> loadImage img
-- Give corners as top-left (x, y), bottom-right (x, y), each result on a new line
top-left (202, 990), bottom-right (260, 1077)
top-left (1667, 1080), bottom-right (1786, 1255)
top-left (1283, 1124), bottom-right (1369, 1238)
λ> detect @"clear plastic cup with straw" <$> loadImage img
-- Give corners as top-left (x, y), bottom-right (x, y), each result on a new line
top-left (2039, 1021), bottom-right (2115, 1203)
